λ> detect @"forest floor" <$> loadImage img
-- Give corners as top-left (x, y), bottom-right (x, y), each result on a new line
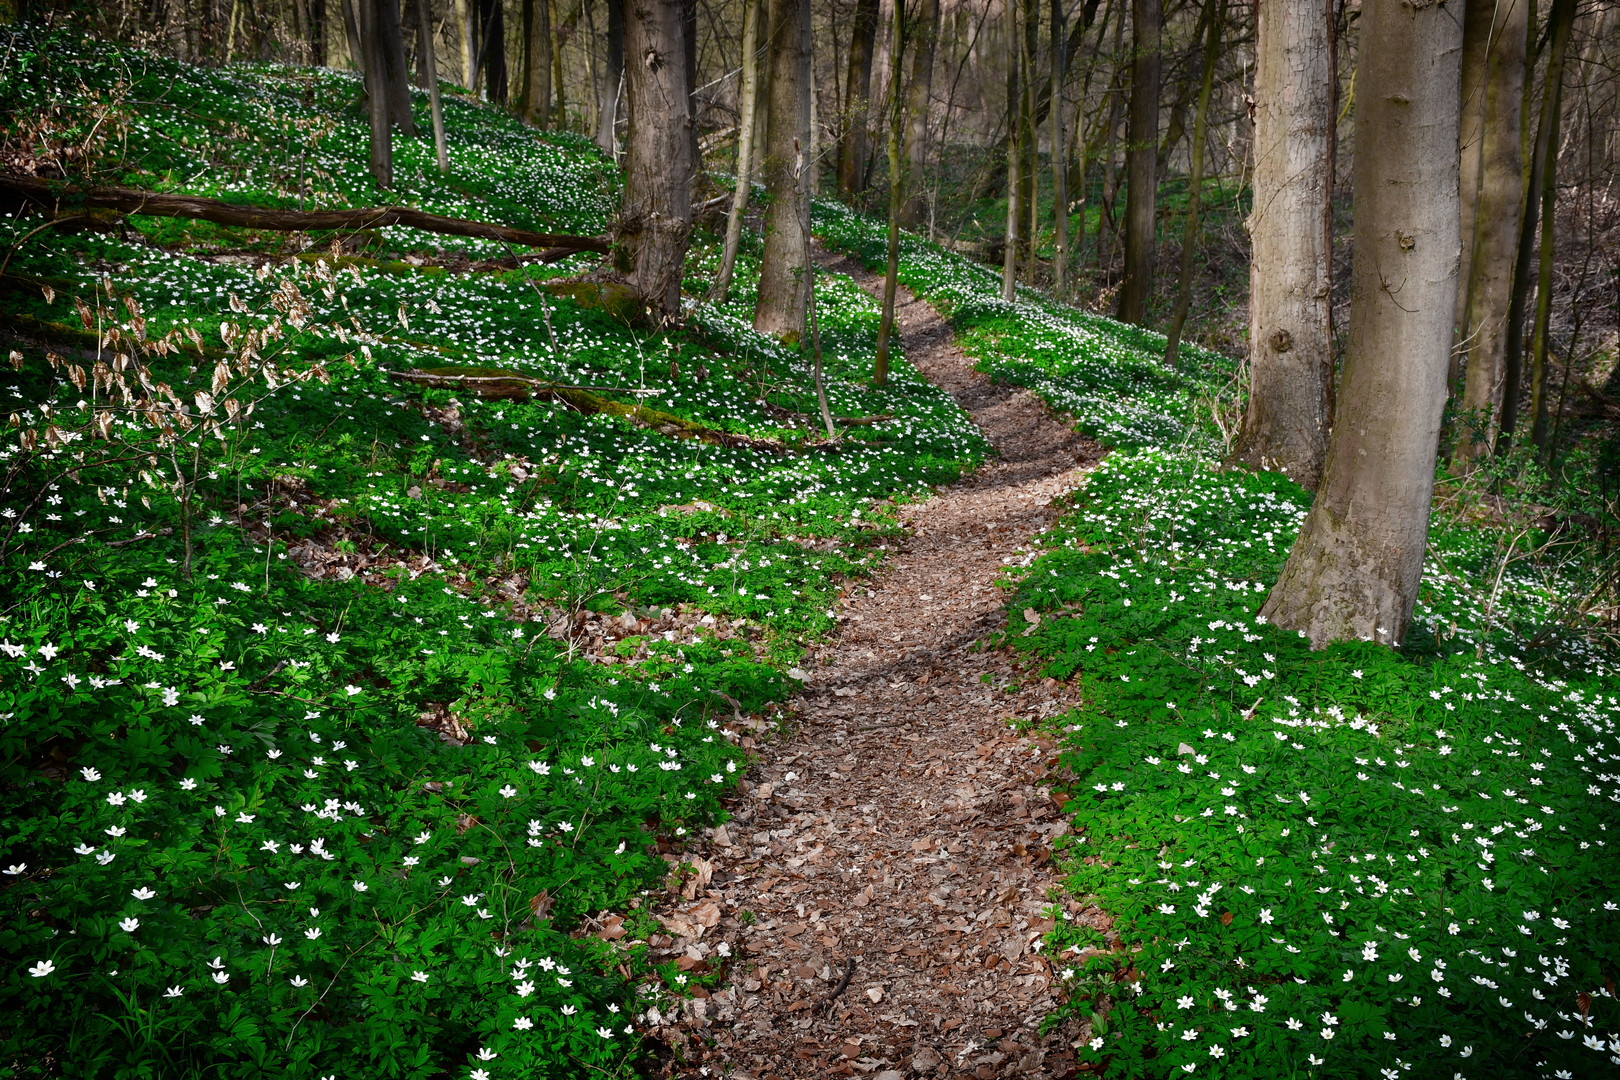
top-left (647, 249), bottom-right (1110, 1079)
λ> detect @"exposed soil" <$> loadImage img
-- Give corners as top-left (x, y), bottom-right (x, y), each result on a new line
top-left (646, 250), bottom-right (1110, 1079)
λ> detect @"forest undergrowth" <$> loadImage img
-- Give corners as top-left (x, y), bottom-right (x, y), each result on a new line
top-left (818, 209), bottom-right (1620, 1079)
top-left (4, 26), bottom-right (1620, 1080)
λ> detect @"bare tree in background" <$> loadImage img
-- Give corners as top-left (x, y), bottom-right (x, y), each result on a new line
top-left (596, 0), bottom-right (626, 152)
top-left (1451, 0), bottom-right (1528, 467)
top-left (1261, 0), bottom-right (1463, 648)
top-left (1116, 0), bottom-right (1159, 324)
top-left (754, 0), bottom-right (814, 339)
top-left (839, 0), bottom-right (882, 200)
top-left (712, 0), bottom-right (762, 302)
top-left (520, 0), bottom-right (554, 126)
top-left (616, 0), bottom-right (694, 323)
top-left (901, 0), bottom-right (940, 226)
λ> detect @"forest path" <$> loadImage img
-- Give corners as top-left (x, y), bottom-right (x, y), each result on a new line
top-left (651, 250), bottom-right (1107, 1080)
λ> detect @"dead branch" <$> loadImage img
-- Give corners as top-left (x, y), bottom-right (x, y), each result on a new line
top-left (0, 173), bottom-right (611, 255)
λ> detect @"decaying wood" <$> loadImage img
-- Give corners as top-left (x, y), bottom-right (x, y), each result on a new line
top-left (383, 367), bottom-right (849, 453)
top-left (0, 174), bottom-right (611, 254)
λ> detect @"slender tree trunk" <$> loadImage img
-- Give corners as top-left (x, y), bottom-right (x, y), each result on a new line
top-left (1499, 0), bottom-right (1572, 449)
top-left (754, 0), bottom-right (814, 339)
top-left (874, 0), bottom-right (905, 384)
top-left (519, 0), bottom-right (553, 124)
top-left (595, 0), bottom-right (625, 151)
top-left (479, 0), bottom-right (506, 102)
top-left (1451, 0), bottom-right (1527, 467)
top-left (682, 0), bottom-right (700, 177)
top-left (1097, 7), bottom-right (1124, 270)
top-left (1527, 0), bottom-right (1574, 452)
top-left (711, 0), bottom-right (761, 302)
top-left (1229, 0), bottom-right (1334, 487)
top-left (1454, 0), bottom-right (1494, 342)
top-left (457, 0), bottom-right (478, 89)
top-left (341, 0), bottom-right (364, 75)
top-left (1002, 0), bottom-right (1021, 302)
top-left (617, 0), bottom-right (693, 323)
top-left (1020, 0), bottom-right (1038, 277)
top-left (1260, 0), bottom-right (1462, 649)
top-left (349, 0), bottom-right (394, 188)
top-left (552, 0), bottom-right (567, 123)
top-left (1115, 0), bottom-right (1159, 324)
top-left (840, 0), bottom-right (881, 199)
top-left (377, 0), bottom-right (416, 135)
top-left (1162, 0), bottom-right (1221, 369)
top-left (418, 0), bottom-right (450, 170)
top-left (1049, 0), bottom-right (1067, 297)
top-left (901, 0), bottom-right (940, 225)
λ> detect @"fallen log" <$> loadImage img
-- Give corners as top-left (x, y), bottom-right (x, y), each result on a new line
top-left (0, 173), bottom-right (611, 255)
top-left (384, 366), bottom-right (847, 453)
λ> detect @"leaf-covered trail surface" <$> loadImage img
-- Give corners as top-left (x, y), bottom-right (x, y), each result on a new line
top-left (650, 253), bottom-right (1109, 1080)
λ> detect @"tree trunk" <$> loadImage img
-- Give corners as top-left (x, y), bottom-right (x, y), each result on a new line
top-left (1096, 6), bottom-right (1124, 270)
top-left (418, 0), bottom-right (450, 170)
top-left (519, 0), bottom-right (553, 125)
top-left (874, 0), bottom-right (905, 384)
top-left (1454, 0), bottom-right (1494, 341)
top-left (682, 0), bottom-right (700, 176)
top-left (349, 0), bottom-right (395, 188)
top-left (594, 0), bottom-right (626, 151)
top-left (616, 0), bottom-right (694, 323)
top-left (1002, 0), bottom-right (1021, 302)
top-left (901, 0), bottom-right (940, 226)
top-left (1228, 0), bottom-right (1334, 487)
top-left (1162, 0), bottom-right (1222, 369)
top-left (1049, 0), bottom-right (1067, 297)
top-left (711, 0), bottom-right (761, 302)
top-left (1451, 0), bottom-right (1527, 467)
top-left (1260, 0), bottom-right (1462, 649)
top-left (753, 0), bottom-right (814, 339)
top-left (1499, 0), bottom-right (1572, 450)
top-left (377, 0), bottom-right (417, 135)
top-left (479, 0), bottom-right (507, 102)
top-left (839, 0), bottom-right (881, 200)
top-left (1116, 0), bottom-right (1158, 324)
top-left (1527, 0), bottom-right (1574, 452)
top-left (1020, 0), bottom-right (1038, 278)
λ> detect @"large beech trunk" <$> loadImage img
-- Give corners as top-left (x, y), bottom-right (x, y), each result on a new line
top-left (1451, 0), bottom-right (1528, 466)
top-left (752, 0), bottom-right (814, 339)
top-left (376, 0), bottom-right (417, 135)
top-left (838, 0), bottom-right (881, 200)
top-left (1260, 0), bottom-right (1462, 649)
top-left (1228, 0), bottom-right (1334, 488)
top-left (1115, 0), bottom-right (1159, 324)
top-left (519, 0), bottom-right (553, 126)
top-left (616, 0), bottom-right (694, 323)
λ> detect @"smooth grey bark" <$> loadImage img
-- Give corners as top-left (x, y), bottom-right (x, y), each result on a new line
top-left (839, 0), bottom-right (881, 199)
top-left (617, 0), bottom-right (693, 323)
top-left (348, 0), bottom-right (394, 188)
top-left (596, 0), bottom-right (625, 152)
top-left (1116, 0), bottom-right (1159, 324)
top-left (1001, 0), bottom-right (1021, 303)
top-left (1452, 0), bottom-right (1528, 466)
top-left (1260, 0), bottom-right (1463, 649)
top-left (753, 0), bottom-right (814, 339)
top-left (1229, 0), bottom-right (1334, 488)
top-left (710, 0), bottom-right (761, 303)
top-left (901, 0), bottom-right (940, 226)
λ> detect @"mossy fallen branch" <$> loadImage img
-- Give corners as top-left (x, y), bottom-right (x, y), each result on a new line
top-left (383, 367), bottom-right (849, 453)
top-left (0, 174), bottom-right (611, 255)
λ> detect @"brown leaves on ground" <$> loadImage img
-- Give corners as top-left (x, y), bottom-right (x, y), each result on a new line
top-left (640, 255), bottom-right (1112, 1080)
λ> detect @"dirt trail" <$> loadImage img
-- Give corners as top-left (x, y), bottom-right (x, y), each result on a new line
top-left (648, 252), bottom-right (1107, 1079)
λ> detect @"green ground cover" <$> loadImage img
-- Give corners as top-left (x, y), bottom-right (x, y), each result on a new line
top-left (817, 210), bottom-right (1620, 1079)
top-left (0, 32), bottom-right (984, 1078)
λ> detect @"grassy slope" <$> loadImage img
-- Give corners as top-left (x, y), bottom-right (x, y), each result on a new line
top-left (0, 33), bottom-right (985, 1079)
top-left (817, 211), bottom-right (1620, 1080)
